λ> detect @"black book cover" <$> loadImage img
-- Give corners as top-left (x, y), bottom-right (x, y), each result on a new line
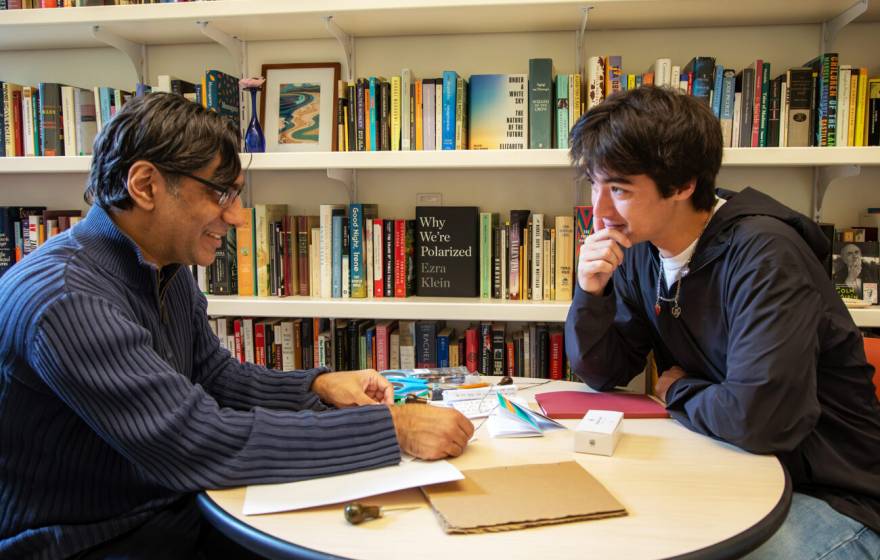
top-left (301, 319), bottom-right (314, 370)
top-left (347, 82), bottom-right (357, 152)
top-left (415, 206), bottom-right (479, 297)
top-left (38, 83), bottom-right (63, 156)
top-left (491, 323), bottom-right (505, 375)
top-left (479, 321), bottom-right (492, 375)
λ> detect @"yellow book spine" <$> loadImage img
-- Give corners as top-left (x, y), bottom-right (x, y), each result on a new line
top-left (848, 71), bottom-right (858, 147)
top-left (391, 76), bottom-right (401, 151)
top-left (854, 69), bottom-right (868, 146)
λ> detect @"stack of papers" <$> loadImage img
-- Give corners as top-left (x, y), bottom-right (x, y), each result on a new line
top-left (487, 393), bottom-right (566, 438)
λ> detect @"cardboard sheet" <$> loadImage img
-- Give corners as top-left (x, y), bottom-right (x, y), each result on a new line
top-left (421, 461), bottom-right (627, 533)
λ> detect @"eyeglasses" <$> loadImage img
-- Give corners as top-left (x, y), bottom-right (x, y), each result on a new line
top-left (176, 171), bottom-right (242, 209)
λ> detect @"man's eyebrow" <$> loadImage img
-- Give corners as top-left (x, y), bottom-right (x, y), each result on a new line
top-left (591, 175), bottom-right (634, 185)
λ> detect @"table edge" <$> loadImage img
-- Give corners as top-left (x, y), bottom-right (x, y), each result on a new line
top-left (197, 465), bottom-right (792, 560)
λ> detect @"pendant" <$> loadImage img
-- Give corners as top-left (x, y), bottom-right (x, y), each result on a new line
top-left (654, 303), bottom-right (661, 317)
top-left (671, 304), bottom-right (681, 318)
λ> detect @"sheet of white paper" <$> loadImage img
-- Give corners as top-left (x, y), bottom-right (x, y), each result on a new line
top-left (243, 459), bottom-right (462, 515)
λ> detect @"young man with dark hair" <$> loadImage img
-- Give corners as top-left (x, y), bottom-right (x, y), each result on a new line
top-left (0, 93), bottom-right (472, 559)
top-left (565, 86), bottom-right (880, 558)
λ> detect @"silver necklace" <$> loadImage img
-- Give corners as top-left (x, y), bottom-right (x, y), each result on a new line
top-left (654, 212), bottom-right (712, 319)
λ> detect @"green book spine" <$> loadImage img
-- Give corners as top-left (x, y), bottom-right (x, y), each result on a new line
top-left (528, 58), bottom-right (554, 149)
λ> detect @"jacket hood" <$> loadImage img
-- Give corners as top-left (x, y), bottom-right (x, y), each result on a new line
top-left (693, 187), bottom-right (830, 269)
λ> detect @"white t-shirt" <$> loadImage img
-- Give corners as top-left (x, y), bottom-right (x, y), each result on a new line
top-left (661, 197), bottom-right (726, 290)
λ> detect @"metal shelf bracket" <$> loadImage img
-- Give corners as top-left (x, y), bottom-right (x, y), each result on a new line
top-left (327, 168), bottom-right (357, 201)
top-left (574, 6), bottom-right (593, 80)
top-left (324, 16), bottom-right (355, 82)
top-left (813, 164), bottom-right (860, 222)
top-left (820, 0), bottom-right (867, 51)
top-left (91, 25), bottom-right (146, 85)
top-left (196, 21), bottom-right (244, 76)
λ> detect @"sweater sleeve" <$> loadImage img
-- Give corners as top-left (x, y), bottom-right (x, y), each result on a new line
top-left (188, 290), bottom-right (330, 412)
top-left (28, 292), bottom-right (401, 492)
top-left (565, 272), bottom-right (655, 391)
top-left (664, 233), bottom-right (822, 454)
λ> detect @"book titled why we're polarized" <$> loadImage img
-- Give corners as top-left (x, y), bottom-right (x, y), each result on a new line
top-left (415, 207), bottom-right (479, 297)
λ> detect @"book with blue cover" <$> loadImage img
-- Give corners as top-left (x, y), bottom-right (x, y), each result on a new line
top-left (468, 74), bottom-right (527, 150)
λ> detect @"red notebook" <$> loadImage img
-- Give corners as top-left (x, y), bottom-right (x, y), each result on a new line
top-left (534, 391), bottom-right (669, 419)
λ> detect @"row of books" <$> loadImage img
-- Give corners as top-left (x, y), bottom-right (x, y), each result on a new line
top-left (1, 0), bottom-right (211, 8)
top-left (334, 59), bottom-right (578, 152)
top-left (0, 70), bottom-right (238, 157)
top-left (0, 206), bottom-right (81, 276)
top-left (199, 203), bottom-right (595, 302)
top-left (587, 54), bottom-right (880, 148)
top-left (207, 315), bottom-right (573, 380)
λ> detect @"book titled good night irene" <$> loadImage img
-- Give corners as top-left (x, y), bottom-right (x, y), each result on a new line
top-left (415, 206), bottom-right (479, 297)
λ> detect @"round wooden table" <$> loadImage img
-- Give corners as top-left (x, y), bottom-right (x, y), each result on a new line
top-left (199, 379), bottom-right (790, 560)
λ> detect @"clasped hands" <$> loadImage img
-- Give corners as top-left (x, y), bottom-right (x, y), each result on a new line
top-left (311, 369), bottom-right (473, 460)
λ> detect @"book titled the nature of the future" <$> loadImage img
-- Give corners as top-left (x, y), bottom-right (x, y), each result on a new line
top-left (415, 206), bottom-right (479, 297)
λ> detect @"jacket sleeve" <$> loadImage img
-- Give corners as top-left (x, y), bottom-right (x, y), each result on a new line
top-left (188, 289), bottom-right (330, 413)
top-left (664, 233), bottom-right (822, 454)
top-left (28, 292), bottom-right (401, 492)
top-left (565, 268), bottom-right (655, 391)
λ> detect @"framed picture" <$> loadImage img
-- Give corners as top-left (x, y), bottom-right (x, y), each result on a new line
top-left (260, 62), bottom-right (341, 152)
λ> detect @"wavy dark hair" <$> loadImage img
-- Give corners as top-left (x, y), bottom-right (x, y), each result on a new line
top-left (85, 92), bottom-right (241, 210)
top-left (568, 86), bottom-right (722, 211)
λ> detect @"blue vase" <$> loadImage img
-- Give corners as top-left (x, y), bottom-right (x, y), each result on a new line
top-left (244, 88), bottom-right (265, 153)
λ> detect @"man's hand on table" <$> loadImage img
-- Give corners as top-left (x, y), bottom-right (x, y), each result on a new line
top-left (311, 369), bottom-right (395, 407)
top-left (655, 366), bottom-right (687, 403)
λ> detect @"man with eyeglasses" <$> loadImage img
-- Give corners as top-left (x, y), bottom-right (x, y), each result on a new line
top-left (0, 93), bottom-right (472, 559)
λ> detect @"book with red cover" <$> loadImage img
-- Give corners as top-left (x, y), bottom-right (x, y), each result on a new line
top-left (535, 391), bottom-right (669, 419)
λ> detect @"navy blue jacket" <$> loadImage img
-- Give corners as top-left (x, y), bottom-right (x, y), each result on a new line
top-left (566, 187), bottom-right (880, 533)
top-left (0, 206), bottom-right (401, 558)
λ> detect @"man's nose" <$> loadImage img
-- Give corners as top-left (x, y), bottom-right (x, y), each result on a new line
top-left (223, 197), bottom-right (247, 228)
top-left (592, 185), bottom-right (612, 217)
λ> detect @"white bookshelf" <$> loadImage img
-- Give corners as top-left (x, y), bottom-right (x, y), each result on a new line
top-left (2, 0), bottom-right (878, 51)
top-left (3, 147), bottom-right (880, 174)
top-left (2, 0), bottom-right (879, 330)
top-left (204, 296), bottom-right (880, 326)
top-left (205, 295), bottom-right (571, 322)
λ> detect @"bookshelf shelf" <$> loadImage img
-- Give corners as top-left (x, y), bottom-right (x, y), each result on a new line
top-left (4, 147), bottom-right (880, 175)
top-left (1, 0), bottom-right (878, 51)
top-left (205, 295), bottom-right (571, 322)
top-left (848, 307), bottom-right (880, 328)
top-left (204, 296), bottom-right (880, 327)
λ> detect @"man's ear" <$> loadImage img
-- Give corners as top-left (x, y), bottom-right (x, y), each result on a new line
top-left (672, 178), bottom-right (698, 202)
top-left (126, 161), bottom-right (159, 211)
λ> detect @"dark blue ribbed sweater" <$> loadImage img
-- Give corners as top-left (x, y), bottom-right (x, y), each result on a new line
top-left (0, 205), bottom-right (401, 559)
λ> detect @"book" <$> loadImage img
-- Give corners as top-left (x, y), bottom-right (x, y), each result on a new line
top-left (487, 393), bottom-right (565, 438)
top-left (786, 67), bottom-right (815, 147)
top-left (528, 59), bottom-right (554, 149)
top-left (467, 74), bottom-right (527, 150)
top-left (534, 391), bottom-right (669, 419)
top-left (415, 206), bottom-right (479, 297)
top-left (348, 203), bottom-right (378, 298)
top-left (203, 69), bottom-right (240, 132)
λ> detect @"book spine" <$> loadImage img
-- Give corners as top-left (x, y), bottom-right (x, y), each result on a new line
top-left (394, 219), bottom-right (406, 298)
top-left (349, 204), bottom-right (366, 297)
top-left (383, 219), bottom-right (394, 297)
top-left (758, 62), bottom-right (771, 147)
top-left (373, 220), bottom-right (383, 297)
top-left (529, 58), bottom-right (553, 149)
top-left (391, 75), bottom-right (401, 151)
top-left (465, 327), bottom-right (479, 373)
top-left (531, 214), bottom-right (544, 301)
top-left (442, 71), bottom-right (457, 150)
top-left (401, 69), bottom-right (411, 150)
